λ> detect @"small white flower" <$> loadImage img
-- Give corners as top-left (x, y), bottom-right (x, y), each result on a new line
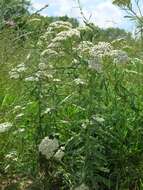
top-left (5, 151), bottom-right (17, 159)
top-left (17, 67), bottom-right (26, 72)
top-left (25, 76), bottom-right (39, 82)
top-left (53, 79), bottom-right (61, 82)
top-left (54, 147), bottom-right (65, 161)
top-left (74, 78), bottom-right (86, 85)
top-left (38, 62), bottom-right (47, 70)
top-left (46, 74), bottom-right (53, 79)
top-left (9, 72), bottom-right (20, 79)
top-left (14, 105), bottom-right (22, 110)
top-left (39, 137), bottom-right (59, 160)
top-left (17, 63), bottom-right (25, 68)
top-left (43, 108), bottom-right (52, 114)
top-left (15, 63), bottom-right (26, 73)
top-left (0, 122), bottom-right (12, 133)
top-left (92, 115), bottom-right (105, 123)
top-left (15, 113), bottom-right (24, 119)
top-left (72, 59), bottom-right (78, 64)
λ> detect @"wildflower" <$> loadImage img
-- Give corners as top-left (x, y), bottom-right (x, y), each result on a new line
top-left (0, 122), bottom-right (12, 133)
top-left (53, 79), bottom-right (61, 82)
top-left (14, 105), bottom-right (22, 110)
top-left (109, 50), bottom-right (129, 64)
top-left (74, 78), bottom-right (86, 85)
top-left (5, 151), bottom-right (17, 159)
top-left (54, 147), bottom-right (65, 161)
top-left (39, 137), bottom-right (59, 160)
top-left (9, 71), bottom-right (20, 79)
top-left (92, 115), bottom-right (105, 123)
top-left (17, 67), bottom-right (26, 72)
top-left (52, 29), bottom-right (80, 43)
top-left (46, 74), bottom-right (53, 79)
top-left (43, 108), bottom-right (52, 114)
top-left (25, 76), bottom-right (39, 82)
top-left (15, 63), bottom-right (26, 73)
top-left (38, 62), bottom-right (47, 70)
top-left (90, 42), bottom-right (113, 57)
top-left (77, 41), bottom-right (93, 59)
top-left (49, 21), bottom-right (72, 33)
top-left (88, 55), bottom-right (103, 72)
top-left (78, 26), bottom-right (93, 33)
top-left (9, 63), bottom-right (26, 79)
top-left (72, 59), bottom-right (78, 64)
top-left (15, 113), bottom-right (24, 119)
top-left (74, 183), bottom-right (89, 190)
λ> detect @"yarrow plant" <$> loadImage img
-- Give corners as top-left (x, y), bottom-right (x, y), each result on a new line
top-left (39, 137), bottom-right (64, 161)
top-left (2, 13), bottom-right (143, 190)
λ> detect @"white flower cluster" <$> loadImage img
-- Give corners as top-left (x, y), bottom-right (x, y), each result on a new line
top-left (77, 41), bottom-right (93, 59)
top-left (0, 122), bottom-right (12, 133)
top-left (9, 63), bottom-right (26, 79)
top-left (88, 41), bottom-right (129, 71)
top-left (88, 42), bottom-right (113, 72)
top-left (74, 78), bottom-right (86, 85)
top-left (88, 56), bottom-right (103, 72)
top-left (90, 42), bottom-right (113, 57)
top-left (37, 21), bottom-right (73, 47)
top-left (78, 26), bottom-right (93, 33)
top-left (39, 137), bottom-right (64, 161)
top-left (49, 21), bottom-right (72, 33)
top-left (109, 50), bottom-right (129, 64)
top-left (38, 21), bottom-right (81, 66)
top-left (74, 183), bottom-right (89, 190)
top-left (38, 62), bottom-right (47, 71)
top-left (51, 29), bottom-right (80, 43)
top-left (25, 76), bottom-right (39, 82)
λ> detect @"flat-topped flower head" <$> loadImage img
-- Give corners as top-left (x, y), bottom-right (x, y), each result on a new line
top-left (49, 21), bottom-right (72, 33)
top-left (88, 55), bottom-right (103, 72)
top-left (109, 50), bottom-right (129, 64)
top-left (77, 41), bottom-right (93, 59)
top-left (39, 137), bottom-right (59, 160)
top-left (90, 42), bottom-right (113, 57)
top-left (52, 29), bottom-right (80, 43)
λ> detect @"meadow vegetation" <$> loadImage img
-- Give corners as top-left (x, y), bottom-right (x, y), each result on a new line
top-left (0, 0), bottom-right (143, 189)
